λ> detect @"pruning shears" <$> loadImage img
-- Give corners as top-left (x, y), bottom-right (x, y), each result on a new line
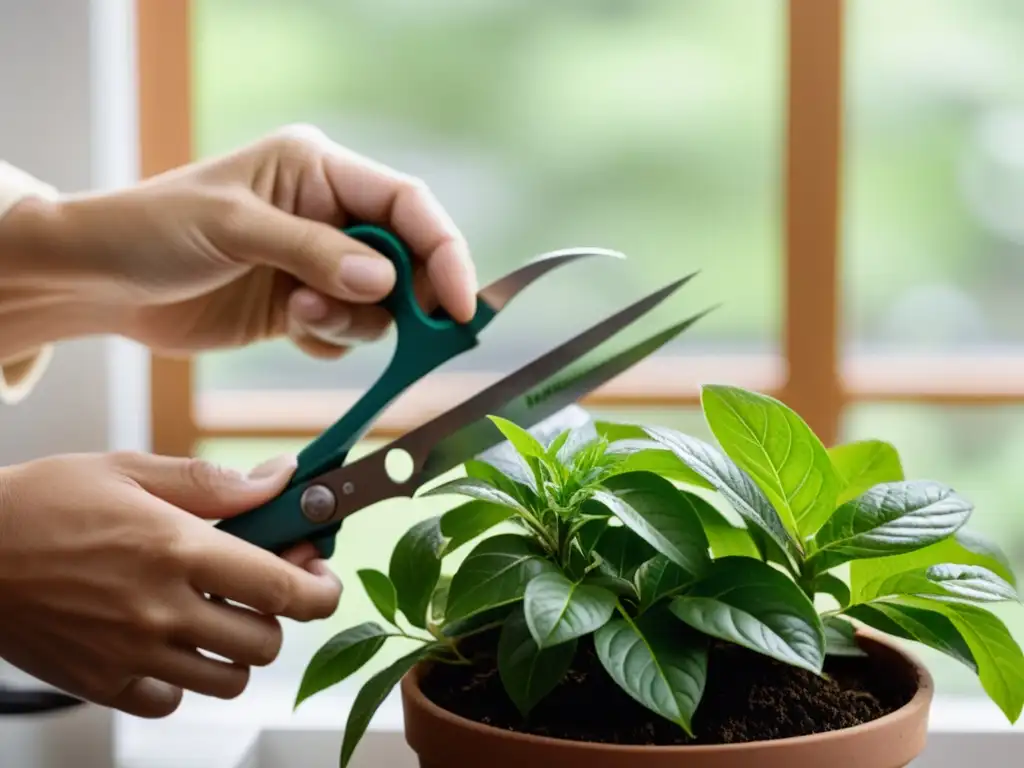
top-left (215, 224), bottom-right (706, 559)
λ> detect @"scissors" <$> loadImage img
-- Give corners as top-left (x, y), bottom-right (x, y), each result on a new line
top-left (215, 223), bottom-right (708, 558)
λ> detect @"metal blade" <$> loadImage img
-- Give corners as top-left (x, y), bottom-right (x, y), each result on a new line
top-left (477, 247), bottom-right (625, 312)
top-left (412, 306), bottom-right (714, 485)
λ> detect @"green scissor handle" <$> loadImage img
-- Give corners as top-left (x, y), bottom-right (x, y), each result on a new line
top-left (214, 224), bottom-right (495, 558)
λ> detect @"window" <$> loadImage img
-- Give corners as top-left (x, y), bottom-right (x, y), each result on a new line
top-left (141, 0), bottom-right (1024, 717)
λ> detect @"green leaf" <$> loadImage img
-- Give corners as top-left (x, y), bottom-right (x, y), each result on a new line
top-left (823, 616), bottom-right (867, 657)
top-left (555, 421), bottom-right (600, 464)
top-left (467, 454), bottom-right (537, 495)
top-left (669, 556), bottom-right (825, 673)
top-left (899, 597), bottom-right (1024, 723)
top-left (295, 622), bottom-right (390, 709)
top-left (808, 481), bottom-right (973, 574)
top-left (643, 427), bottom-right (799, 562)
top-left (445, 534), bottom-right (558, 623)
top-left (575, 517), bottom-right (610, 556)
top-left (811, 573), bottom-right (851, 609)
top-left (357, 569), bottom-right (398, 625)
top-left (497, 607), bottom-right (577, 717)
top-left (592, 525), bottom-right (658, 580)
top-left (635, 555), bottom-right (693, 610)
top-left (603, 441), bottom-right (714, 489)
top-left (422, 476), bottom-right (527, 512)
top-left (701, 384), bottom-right (840, 539)
top-left (850, 530), bottom-right (1017, 602)
top-left (439, 500), bottom-right (514, 555)
top-left (592, 472), bottom-right (710, 576)
top-left (489, 415), bottom-right (547, 460)
top-left (429, 575), bottom-right (451, 625)
top-left (863, 564), bottom-right (1019, 604)
top-left (441, 603), bottom-right (514, 638)
top-left (388, 517), bottom-right (445, 629)
top-left (594, 607), bottom-right (708, 736)
top-left (844, 599), bottom-right (977, 671)
top-left (340, 643), bottom-right (436, 768)
top-left (690, 495), bottom-right (761, 559)
top-left (829, 440), bottom-right (904, 505)
top-left (522, 572), bottom-right (616, 648)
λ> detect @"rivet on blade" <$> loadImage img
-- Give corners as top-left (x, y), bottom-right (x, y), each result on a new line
top-left (300, 485), bottom-right (337, 523)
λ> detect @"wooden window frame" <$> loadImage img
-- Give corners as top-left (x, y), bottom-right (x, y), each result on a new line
top-left (140, 0), bottom-right (1024, 459)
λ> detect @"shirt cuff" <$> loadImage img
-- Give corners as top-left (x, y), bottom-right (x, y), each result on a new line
top-left (0, 161), bottom-right (59, 405)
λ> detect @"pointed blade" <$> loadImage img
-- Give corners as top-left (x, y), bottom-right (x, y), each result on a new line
top-left (477, 247), bottom-right (625, 313)
top-left (410, 304), bottom-right (714, 485)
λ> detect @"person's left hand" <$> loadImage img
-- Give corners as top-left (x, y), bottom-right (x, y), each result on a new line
top-left (7, 124), bottom-right (477, 359)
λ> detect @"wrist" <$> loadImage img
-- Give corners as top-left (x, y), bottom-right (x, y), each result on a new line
top-left (0, 196), bottom-right (120, 355)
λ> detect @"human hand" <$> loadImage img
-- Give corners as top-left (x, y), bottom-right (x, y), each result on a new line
top-left (0, 451), bottom-right (341, 717)
top-left (4, 124), bottom-right (477, 359)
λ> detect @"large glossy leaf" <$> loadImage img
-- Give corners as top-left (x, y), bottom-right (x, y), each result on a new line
top-left (898, 596), bottom-right (1024, 723)
top-left (602, 441), bottom-right (715, 489)
top-left (808, 481), bottom-right (973, 574)
top-left (340, 643), bottom-right (437, 768)
top-left (388, 517), bottom-right (445, 629)
top-left (555, 421), bottom-right (601, 465)
top-left (357, 569), bottom-right (398, 625)
top-left (862, 564), bottom-right (1018, 604)
top-left (812, 573), bottom-right (851, 609)
top-left (523, 572), bottom-right (616, 648)
top-left (829, 440), bottom-right (904, 505)
top-left (635, 555), bottom-right (693, 611)
top-left (592, 525), bottom-right (657, 580)
top-left (594, 608), bottom-right (708, 736)
top-left (422, 476), bottom-right (528, 512)
top-left (498, 607), bottom-right (577, 717)
top-left (844, 599), bottom-right (977, 671)
top-left (592, 472), bottom-right (710, 576)
top-left (850, 530), bottom-right (1017, 602)
top-left (669, 556), bottom-right (825, 673)
top-left (823, 616), bottom-right (866, 657)
top-left (444, 534), bottom-right (557, 623)
top-left (643, 427), bottom-right (799, 561)
top-left (295, 622), bottom-right (390, 708)
top-left (701, 384), bottom-right (839, 538)
top-left (439, 500), bottom-right (515, 555)
top-left (689, 495), bottom-right (761, 559)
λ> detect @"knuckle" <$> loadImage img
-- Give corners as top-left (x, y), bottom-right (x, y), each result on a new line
top-left (135, 603), bottom-right (179, 639)
top-left (260, 570), bottom-right (296, 616)
top-left (255, 622), bottom-right (284, 666)
top-left (271, 124), bottom-right (325, 159)
top-left (398, 174), bottom-right (431, 200)
top-left (183, 458), bottom-right (239, 498)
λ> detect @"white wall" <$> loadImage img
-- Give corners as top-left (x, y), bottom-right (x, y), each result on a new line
top-left (1, 1), bottom-right (146, 764)
top-left (0, 0), bottom-right (149, 466)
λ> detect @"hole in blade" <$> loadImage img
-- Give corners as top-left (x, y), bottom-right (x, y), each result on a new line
top-left (385, 448), bottom-right (414, 484)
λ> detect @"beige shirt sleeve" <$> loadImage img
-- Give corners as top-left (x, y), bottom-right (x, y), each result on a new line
top-left (0, 161), bottom-right (59, 405)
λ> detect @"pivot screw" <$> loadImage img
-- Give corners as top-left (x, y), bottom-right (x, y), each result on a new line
top-left (300, 484), bottom-right (337, 524)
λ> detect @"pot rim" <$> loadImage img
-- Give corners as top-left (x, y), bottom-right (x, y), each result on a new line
top-left (400, 628), bottom-right (935, 755)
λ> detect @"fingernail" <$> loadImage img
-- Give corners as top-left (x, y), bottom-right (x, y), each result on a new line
top-left (338, 254), bottom-right (395, 297)
top-left (248, 454), bottom-right (298, 481)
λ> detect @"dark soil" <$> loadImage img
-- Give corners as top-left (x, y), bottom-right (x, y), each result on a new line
top-left (420, 630), bottom-right (917, 746)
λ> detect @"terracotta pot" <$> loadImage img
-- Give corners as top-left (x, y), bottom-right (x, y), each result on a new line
top-left (400, 632), bottom-right (934, 768)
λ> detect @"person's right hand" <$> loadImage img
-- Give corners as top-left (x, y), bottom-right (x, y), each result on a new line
top-left (0, 451), bottom-right (342, 718)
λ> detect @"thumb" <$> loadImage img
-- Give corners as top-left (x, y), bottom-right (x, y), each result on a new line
top-left (116, 452), bottom-right (298, 519)
top-left (230, 201), bottom-right (397, 304)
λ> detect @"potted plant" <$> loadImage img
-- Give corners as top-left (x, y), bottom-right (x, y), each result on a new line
top-left (296, 384), bottom-right (1024, 768)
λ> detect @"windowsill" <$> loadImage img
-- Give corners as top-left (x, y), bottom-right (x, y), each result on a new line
top-left (117, 682), bottom-right (1024, 768)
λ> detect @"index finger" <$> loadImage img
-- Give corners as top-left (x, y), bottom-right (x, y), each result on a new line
top-left (321, 143), bottom-right (478, 323)
top-left (189, 525), bottom-right (342, 622)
